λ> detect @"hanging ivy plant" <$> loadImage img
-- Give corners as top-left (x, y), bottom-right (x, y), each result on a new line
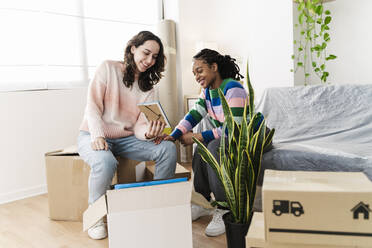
top-left (292, 0), bottom-right (337, 85)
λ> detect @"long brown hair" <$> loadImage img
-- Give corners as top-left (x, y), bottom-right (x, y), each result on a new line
top-left (123, 31), bottom-right (165, 92)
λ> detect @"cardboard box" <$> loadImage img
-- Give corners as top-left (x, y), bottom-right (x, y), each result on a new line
top-left (263, 170), bottom-right (372, 247)
top-left (45, 146), bottom-right (191, 222)
top-left (246, 212), bottom-right (356, 248)
top-left (83, 175), bottom-right (193, 248)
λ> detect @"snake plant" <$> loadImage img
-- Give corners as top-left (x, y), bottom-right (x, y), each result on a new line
top-left (192, 64), bottom-right (274, 224)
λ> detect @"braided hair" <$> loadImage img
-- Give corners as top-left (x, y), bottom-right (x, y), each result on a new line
top-left (123, 31), bottom-right (166, 92)
top-left (193, 49), bottom-right (243, 81)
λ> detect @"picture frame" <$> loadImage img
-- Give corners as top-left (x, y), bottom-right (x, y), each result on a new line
top-left (182, 95), bottom-right (200, 162)
top-left (184, 94), bottom-right (199, 113)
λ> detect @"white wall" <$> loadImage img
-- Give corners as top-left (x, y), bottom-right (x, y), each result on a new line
top-left (1, 0), bottom-right (294, 204)
top-left (0, 88), bottom-right (86, 204)
top-left (294, 0), bottom-right (372, 85)
top-left (176, 0), bottom-right (294, 101)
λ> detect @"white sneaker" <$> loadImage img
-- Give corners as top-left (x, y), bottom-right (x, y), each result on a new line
top-left (191, 203), bottom-right (214, 221)
top-left (87, 218), bottom-right (107, 240)
top-left (205, 209), bottom-right (228, 237)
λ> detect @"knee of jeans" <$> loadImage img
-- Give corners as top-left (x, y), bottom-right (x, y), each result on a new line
top-left (207, 138), bottom-right (220, 150)
top-left (90, 153), bottom-right (117, 175)
top-left (159, 141), bottom-right (177, 160)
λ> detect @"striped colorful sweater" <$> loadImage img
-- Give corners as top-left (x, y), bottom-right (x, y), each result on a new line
top-left (171, 78), bottom-right (248, 143)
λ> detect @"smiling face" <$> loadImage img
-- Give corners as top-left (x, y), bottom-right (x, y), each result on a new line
top-left (192, 59), bottom-right (219, 89)
top-left (131, 40), bottom-right (160, 73)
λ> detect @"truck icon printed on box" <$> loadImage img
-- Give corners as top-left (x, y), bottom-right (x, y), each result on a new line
top-left (272, 200), bottom-right (304, 217)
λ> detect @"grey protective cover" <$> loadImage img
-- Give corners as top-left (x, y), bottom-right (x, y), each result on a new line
top-left (257, 84), bottom-right (372, 181)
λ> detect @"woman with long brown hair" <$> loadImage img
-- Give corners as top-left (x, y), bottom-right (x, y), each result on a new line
top-left (77, 31), bottom-right (177, 240)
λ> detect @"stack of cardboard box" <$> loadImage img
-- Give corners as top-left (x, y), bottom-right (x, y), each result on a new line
top-left (45, 146), bottom-right (192, 248)
top-left (246, 170), bottom-right (372, 248)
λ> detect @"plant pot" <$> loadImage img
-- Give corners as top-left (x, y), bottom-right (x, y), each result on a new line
top-left (223, 212), bottom-right (251, 248)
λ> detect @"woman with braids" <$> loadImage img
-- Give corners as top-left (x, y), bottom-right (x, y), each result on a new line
top-left (78, 31), bottom-right (177, 240)
top-left (165, 48), bottom-right (250, 237)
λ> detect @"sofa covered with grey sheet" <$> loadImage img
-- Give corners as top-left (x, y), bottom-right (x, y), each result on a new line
top-left (257, 84), bottom-right (372, 182)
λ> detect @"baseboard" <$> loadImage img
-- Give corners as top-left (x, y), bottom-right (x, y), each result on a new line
top-left (0, 184), bottom-right (47, 205)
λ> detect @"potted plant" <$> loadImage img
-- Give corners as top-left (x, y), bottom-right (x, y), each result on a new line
top-left (292, 0), bottom-right (337, 85)
top-left (192, 65), bottom-right (275, 248)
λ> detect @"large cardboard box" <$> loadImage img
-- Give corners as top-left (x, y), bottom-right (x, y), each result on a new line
top-left (263, 170), bottom-right (372, 247)
top-left (246, 212), bottom-right (356, 248)
top-left (83, 175), bottom-right (193, 248)
top-left (45, 146), bottom-right (191, 222)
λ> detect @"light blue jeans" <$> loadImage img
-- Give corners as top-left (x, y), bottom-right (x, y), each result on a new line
top-left (77, 131), bottom-right (177, 204)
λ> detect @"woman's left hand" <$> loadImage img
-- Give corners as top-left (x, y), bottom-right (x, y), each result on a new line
top-left (145, 120), bottom-right (165, 139)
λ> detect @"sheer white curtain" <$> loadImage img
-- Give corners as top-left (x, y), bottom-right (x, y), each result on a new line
top-left (0, 0), bottom-right (160, 92)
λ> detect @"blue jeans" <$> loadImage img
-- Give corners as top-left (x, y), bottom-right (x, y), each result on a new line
top-left (77, 131), bottom-right (177, 204)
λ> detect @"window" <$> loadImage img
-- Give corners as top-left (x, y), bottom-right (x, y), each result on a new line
top-left (0, 0), bottom-right (160, 92)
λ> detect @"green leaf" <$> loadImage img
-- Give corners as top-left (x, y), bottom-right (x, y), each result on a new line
top-left (298, 2), bottom-right (305, 12)
top-left (326, 54), bottom-right (337, 60)
top-left (321, 42), bottom-right (327, 49)
top-left (298, 47), bottom-right (303, 52)
top-left (305, 73), bottom-right (310, 77)
top-left (300, 30), bottom-right (305, 35)
top-left (324, 16), bottom-right (331, 25)
top-left (312, 61), bottom-right (317, 67)
top-left (315, 67), bottom-right (320, 72)
top-left (263, 128), bottom-right (275, 151)
top-left (315, 5), bottom-right (323, 15)
top-left (212, 201), bottom-right (229, 208)
top-left (290, 69), bottom-right (294, 72)
top-left (325, 10), bottom-right (331, 15)
top-left (193, 138), bottom-right (222, 182)
top-left (297, 62), bottom-right (303, 67)
top-left (299, 13), bottom-right (305, 24)
top-left (306, 0), bottom-right (313, 12)
top-left (218, 88), bottom-right (235, 144)
top-left (291, 54), bottom-right (295, 59)
top-left (324, 25), bottom-right (330, 30)
top-left (320, 64), bottom-right (325, 70)
top-left (246, 61), bottom-right (255, 120)
top-left (237, 103), bottom-right (248, 168)
top-left (221, 161), bottom-right (237, 220)
top-left (237, 150), bottom-right (248, 222)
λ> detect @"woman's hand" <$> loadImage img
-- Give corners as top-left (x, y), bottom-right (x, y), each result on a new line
top-left (163, 135), bottom-right (176, 142)
top-left (179, 132), bottom-right (203, 145)
top-left (145, 120), bottom-right (166, 139)
top-left (91, 137), bottom-right (108, 150)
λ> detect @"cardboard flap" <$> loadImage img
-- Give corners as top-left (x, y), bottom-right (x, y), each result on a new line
top-left (246, 212), bottom-right (265, 248)
top-left (45, 145), bottom-right (78, 156)
top-left (106, 181), bottom-right (192, 214)
top-left (83, 195), bottom-right (108, 231)
top-left (263, 169), bottom-right (372, 192)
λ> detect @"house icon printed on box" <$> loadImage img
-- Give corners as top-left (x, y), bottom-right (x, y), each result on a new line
top-left (351, 202), bottom-right (371, 220)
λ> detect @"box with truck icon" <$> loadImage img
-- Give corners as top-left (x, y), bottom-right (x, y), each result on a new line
top-left (262, 170), bottom-right (372, 247)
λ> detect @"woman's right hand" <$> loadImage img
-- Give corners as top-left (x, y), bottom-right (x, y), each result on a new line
top-left (91, 137), bottom-right (108, 150)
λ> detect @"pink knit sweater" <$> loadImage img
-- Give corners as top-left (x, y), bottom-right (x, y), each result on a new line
top-left (79, 60), bottom-right (154, 141)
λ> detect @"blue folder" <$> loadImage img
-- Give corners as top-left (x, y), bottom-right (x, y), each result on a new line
top-left (114, 177), bottom-right (188, 190)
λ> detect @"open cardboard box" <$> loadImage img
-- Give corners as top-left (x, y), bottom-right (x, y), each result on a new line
top-left (246, 212), bottom-right (356, 248)
top-left (83, 177), bottom-right (192, 248)
top-left (45, 145), bottom-right (191, 222)
top-left (263, 170), bottom-right (372, 247)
